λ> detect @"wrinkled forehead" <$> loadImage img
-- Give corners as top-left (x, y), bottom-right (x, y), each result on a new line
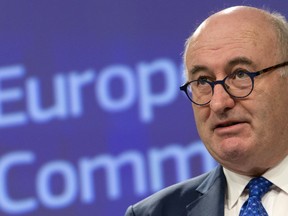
top-left (188, 22), bottom-right (266, 57)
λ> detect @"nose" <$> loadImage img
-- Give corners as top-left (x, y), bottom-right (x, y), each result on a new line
top-left (209, 83), bottom-right (235, 114)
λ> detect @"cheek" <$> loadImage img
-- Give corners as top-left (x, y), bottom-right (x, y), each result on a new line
top-left (192, 107), bottom-right (211, 133)
top-left (247, 86), bottom-right (286, 140)
top-left (193, 107), bottom-right (203, 124)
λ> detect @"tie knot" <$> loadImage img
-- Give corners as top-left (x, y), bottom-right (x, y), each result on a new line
top-left (247, 177), bottom-right (272, 199)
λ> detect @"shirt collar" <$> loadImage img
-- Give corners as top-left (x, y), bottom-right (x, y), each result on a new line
top-left (223, 167), bottom-right (250, 209)
top-left (263, 155), bottom-right (288, 194)
top-left (223, 155), bottom-right (288, 209)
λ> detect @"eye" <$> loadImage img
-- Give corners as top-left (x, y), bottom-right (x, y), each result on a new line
top-left (197, 76), bottom-right (210, 85)
top-left (230, 69), bottom-right (249, 79)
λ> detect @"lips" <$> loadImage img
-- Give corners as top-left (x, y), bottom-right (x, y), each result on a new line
top-left (213, 120), bottom-right (247, 130)
top-left (216, 121), bottom-right (241, 128)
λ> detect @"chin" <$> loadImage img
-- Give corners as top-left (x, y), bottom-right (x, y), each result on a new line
top-left (219, 137), bottom-right (250, 152)
top-left (213, 143), bottom-right (249, 164)
top-left (220, 150), bottom-right (247, 162)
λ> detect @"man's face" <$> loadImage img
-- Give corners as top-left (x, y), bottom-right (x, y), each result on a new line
top-left (185, 9), bottom-right (288, 176)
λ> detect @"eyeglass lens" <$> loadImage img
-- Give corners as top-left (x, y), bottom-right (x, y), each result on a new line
top-left (187, 71), bottom-right (253, 105)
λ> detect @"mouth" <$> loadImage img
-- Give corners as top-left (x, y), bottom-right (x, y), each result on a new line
top-left (214, 121), bottom-right (246, 130)
top-left (216, 122), bottom-right (241, 128)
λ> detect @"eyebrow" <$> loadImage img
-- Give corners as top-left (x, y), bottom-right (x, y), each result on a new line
top-left (188, 56), bottom-right (256, 77)
top-left (226, 57), bottom-right (255, 69)
top-left (188, 65), bottom-right (210, 76)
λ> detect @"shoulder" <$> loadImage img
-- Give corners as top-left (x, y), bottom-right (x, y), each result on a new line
top-left (125, 166), bottom-right (224, 216)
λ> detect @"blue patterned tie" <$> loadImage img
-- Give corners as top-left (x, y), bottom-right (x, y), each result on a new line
top-left (239, 177), bottom-right (272, 216)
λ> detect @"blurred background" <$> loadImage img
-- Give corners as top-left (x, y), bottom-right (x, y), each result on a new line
top-left (0, 1), bottom-right (287, 215)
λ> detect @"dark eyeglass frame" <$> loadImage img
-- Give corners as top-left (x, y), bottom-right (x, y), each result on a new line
top-left (180, 61), bottom-right (288, 106)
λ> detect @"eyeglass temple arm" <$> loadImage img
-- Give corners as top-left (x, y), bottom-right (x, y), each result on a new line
top-left (259, 61), bottom-right (288, 75)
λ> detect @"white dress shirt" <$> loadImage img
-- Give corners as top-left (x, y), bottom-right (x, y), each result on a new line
top-left (224, 155), bottom-right (288, 216)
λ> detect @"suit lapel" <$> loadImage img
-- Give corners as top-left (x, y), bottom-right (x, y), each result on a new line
top-left (185, 166), bottom-right (226, 216)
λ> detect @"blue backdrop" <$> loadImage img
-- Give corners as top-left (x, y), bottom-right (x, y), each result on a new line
top-left (1, 1), bottom-right (287, 215)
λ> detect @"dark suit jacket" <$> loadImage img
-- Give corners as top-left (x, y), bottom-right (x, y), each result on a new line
top-left (125, 165), bottom-right (226, 216)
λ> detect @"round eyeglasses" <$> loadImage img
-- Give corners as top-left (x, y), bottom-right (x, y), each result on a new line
top-left (180, 61), bottom-right (288, 106)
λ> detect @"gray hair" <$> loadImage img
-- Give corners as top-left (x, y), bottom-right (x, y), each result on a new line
top-left (267, 11), bottom-right (288, 76)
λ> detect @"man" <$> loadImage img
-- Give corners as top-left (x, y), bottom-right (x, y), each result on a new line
top-left (125, 6), bottom-right (288, 216)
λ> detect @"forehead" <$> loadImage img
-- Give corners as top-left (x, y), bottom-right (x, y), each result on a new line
top-left (185, 10), bottom-right (279, 72)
